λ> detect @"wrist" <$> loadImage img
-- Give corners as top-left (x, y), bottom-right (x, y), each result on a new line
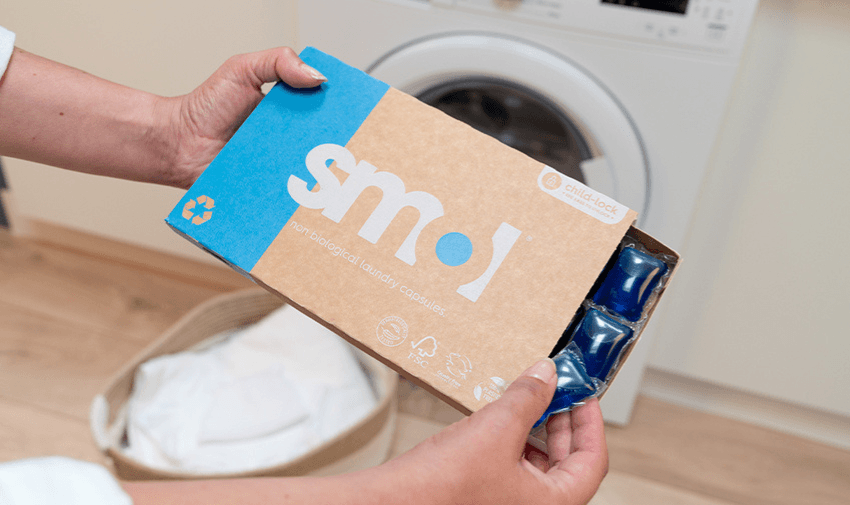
top-left (363, 453), bottom-right (465, 505)
top-left (145, 95), bottom-right (184, 187)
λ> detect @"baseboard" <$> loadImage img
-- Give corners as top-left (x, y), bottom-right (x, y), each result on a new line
top-left (18, 219), bottom-right (253, 292)
top-left (642, 367), bottom-right (850, 450)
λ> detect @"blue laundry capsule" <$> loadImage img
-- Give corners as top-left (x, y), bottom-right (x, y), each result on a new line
top-left (534, 347), bottom-right (597, 428)
top-left (592, 247), bottom-right (668, 322)
top-left (570, 309), bottom-right (634, 381)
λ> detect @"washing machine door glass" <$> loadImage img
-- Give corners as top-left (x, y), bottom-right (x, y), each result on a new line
top-left (418, 78), bottom-right (591, 185)
top-left (367, 33), bottom-right (650, 223)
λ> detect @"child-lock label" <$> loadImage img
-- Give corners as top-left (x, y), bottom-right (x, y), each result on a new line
top-left (538, 166), bottom-right (629, 225)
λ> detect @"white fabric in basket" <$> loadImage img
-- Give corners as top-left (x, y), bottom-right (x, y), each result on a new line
top-left (0, 457), bottom-right (131, 505)
top-left (123, 304), bottom-right (377, 474)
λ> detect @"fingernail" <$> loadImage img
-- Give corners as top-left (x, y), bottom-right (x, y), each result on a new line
top-left (301, 63), bottom-right (327, 82)
top-left (522, 358), bottom-right (557, 384)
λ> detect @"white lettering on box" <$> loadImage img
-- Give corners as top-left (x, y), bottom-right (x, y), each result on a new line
top-left (538, 166), bottom-right (629, 225)
top-left (289, 144), bottom-right (523, 303)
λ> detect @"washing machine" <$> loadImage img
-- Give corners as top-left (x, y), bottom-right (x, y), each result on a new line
top-left (296, 0), bottom-right (759, 424)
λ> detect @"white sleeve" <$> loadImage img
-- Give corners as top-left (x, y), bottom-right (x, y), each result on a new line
top-left (1, 25), bottom-right (16, 79)
top-left (0, 457), bottom-right (133, 505)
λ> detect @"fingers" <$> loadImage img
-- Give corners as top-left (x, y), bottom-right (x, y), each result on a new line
top-left (474, 358), bottom-right (557, 457)
top-left (547, 399), bottom-right (609, 503)
top-left (523, 443), bottom-right (550, 473)
top-left (232, 47), bottom-right (327, 90)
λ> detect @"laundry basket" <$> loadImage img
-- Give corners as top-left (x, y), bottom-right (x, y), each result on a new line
top-left (89, 288), bottom-right (398, 480)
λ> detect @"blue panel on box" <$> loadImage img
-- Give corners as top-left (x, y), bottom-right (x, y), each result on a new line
top-left (592, 247), bottom-right (668, 321)
top-left (165, 47), bottom-right (390, 271)
top-left (571, 308), bottom-right (634, 380)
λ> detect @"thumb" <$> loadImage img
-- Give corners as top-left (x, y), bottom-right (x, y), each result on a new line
top-left (250, 47), bottom-right (327, 89)
top-left (477, 358), bottom-right (558, 455)
top-left (222, 47), bottom-right (327, 92)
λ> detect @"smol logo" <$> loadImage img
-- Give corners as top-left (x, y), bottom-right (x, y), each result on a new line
top-left (182, 195), bottom-right (214, 225)
top-left (376, 316), bottom-right (408, 347)
top-left (289, 144), bottom-right (522, 302)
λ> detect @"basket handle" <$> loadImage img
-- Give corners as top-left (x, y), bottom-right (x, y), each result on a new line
top-left (89, 394), bottom-right (111, 452)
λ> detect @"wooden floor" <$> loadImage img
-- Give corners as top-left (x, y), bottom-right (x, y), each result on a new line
top-left (2, 229), bottom-right (849, 505)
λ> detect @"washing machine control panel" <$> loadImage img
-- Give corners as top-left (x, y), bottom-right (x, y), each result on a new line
top-left (427, 0), bottom-right (757, 54)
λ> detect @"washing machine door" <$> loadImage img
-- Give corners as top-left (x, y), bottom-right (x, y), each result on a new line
top-left (367, 33), bottom-right (649, 224)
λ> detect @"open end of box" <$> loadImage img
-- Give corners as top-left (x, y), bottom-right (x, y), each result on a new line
top-left (543, 226), bottom-right (679, 410)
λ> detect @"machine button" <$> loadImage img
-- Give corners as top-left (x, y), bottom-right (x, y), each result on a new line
top-left (493, 0), bottom-right (522, 10)
top-left (706, 23), bottom-right (728, 41)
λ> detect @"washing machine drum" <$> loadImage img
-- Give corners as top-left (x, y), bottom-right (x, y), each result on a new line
top-left (418, 78), bottom-right (591, 186)
top-left (368, 33), bottom-right (650, 224)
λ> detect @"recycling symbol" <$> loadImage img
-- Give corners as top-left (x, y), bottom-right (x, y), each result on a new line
top-left (182, 195), bottom-right (214, 225)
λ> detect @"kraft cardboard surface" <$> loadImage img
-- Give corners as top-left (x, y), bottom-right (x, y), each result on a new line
top-left (167, 48), bottom-right (640, 414)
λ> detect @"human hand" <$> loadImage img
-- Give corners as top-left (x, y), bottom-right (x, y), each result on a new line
top-left (0, 45), bottom-right (324, 186)
top-left (379, 359), bottom-right (608, 505)
top-left (161, 47), bottom-right (326, 188)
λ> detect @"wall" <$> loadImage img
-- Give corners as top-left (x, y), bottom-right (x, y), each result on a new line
top-left (3, 0), bottom-right (298, 260)
top-left (647, 0), bottom-right (850, 439)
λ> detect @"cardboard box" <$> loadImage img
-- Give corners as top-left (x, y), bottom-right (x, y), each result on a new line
top-left (167, 48), bottom-right (678, 415)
